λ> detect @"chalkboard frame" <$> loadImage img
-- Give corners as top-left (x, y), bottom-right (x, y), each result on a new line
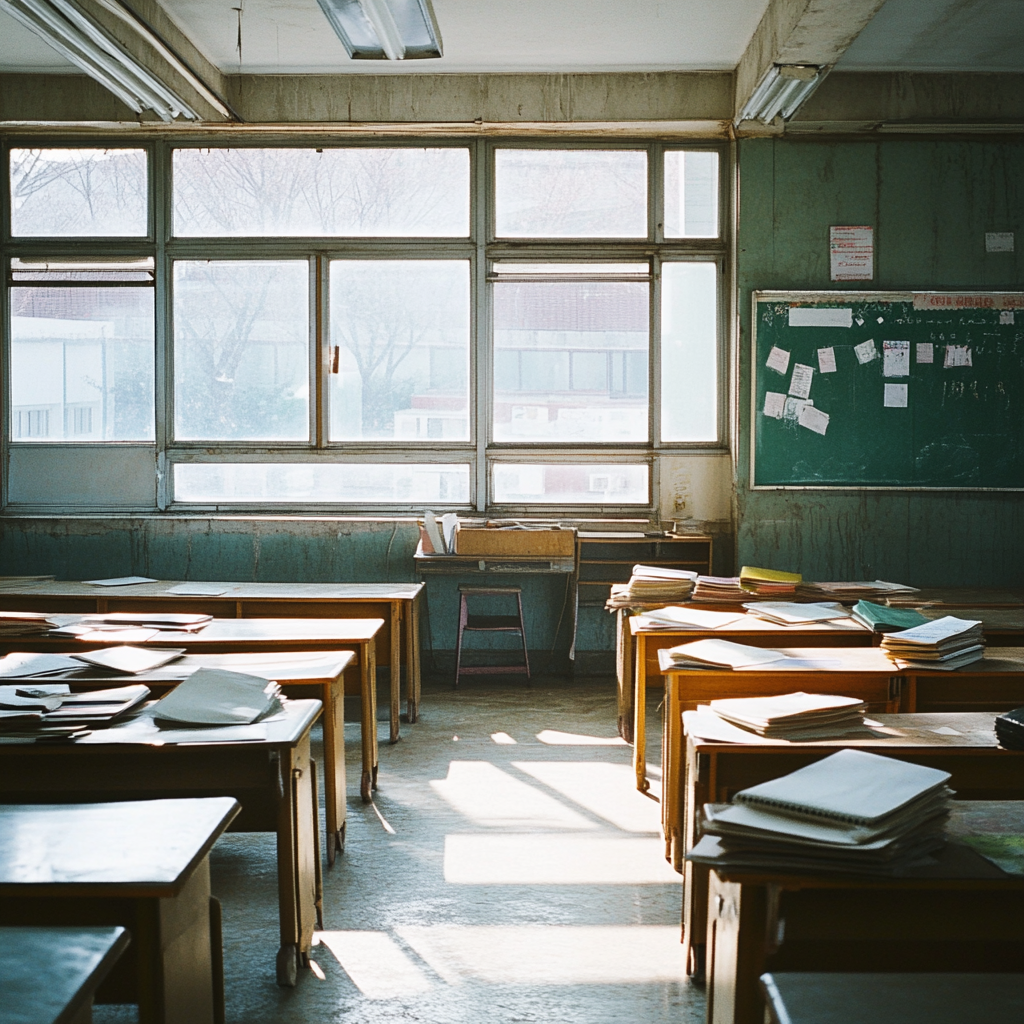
top-left (750, 290), bottom-right (1024, 492)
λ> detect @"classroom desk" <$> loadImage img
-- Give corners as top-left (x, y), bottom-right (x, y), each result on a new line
top-left (759, 971), bottom-right (1024, 1024)
top-left (627, 615), bottom-right (872, 786)
top-left (0, 700), bottom-right (322, 988)
top-left (0, 580), bottom-right (422, 735)
top-left (0, 798), bottom-right (239, 1024)
top-left (904, 647), bottom-right (1024, 712)
top-left (0, 925), bottom-right (131, 1024)
top-left (33, 650), bottom-right (359, 850)
top-left (679, 712), bottom-right (1024, 981)
top-left (704, 802), bottom-right (1024, 1024)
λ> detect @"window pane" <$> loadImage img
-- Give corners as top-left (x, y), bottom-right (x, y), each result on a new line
top-left (174, 463), bottom-right (470, 503)
top-left (173, 148), bottom-right (469, 237)
top-left (493, 280), bottom-right (649, 442)
top-left (10, 285), bottom-right (154, 441)
top-left (10, 149), bottom-right (147, 237)
top-left (661, 263), bottom-right (718, 441)
top-left (173, 261), bottom-right (309, 441)
top-left (664, 151), bottom-right (719, 238)
top-left (493, 464), bottom-right (648, 504)
top-left (495, 149), bottom-right (647, 238)
top-left (329, 261), bottom-right (470, 442)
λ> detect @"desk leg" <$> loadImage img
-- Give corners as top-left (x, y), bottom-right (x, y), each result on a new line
top-left (406, 595), bottom-right (422, 724)
top-left (389, 603), bottom-right (401, 744)
top-left (360, 638), bottom-right (379, 802)
top-left (662, 673), bottom-right (683, 862)
top-left (310, 757), bottom-right (324, 928)
top-left (706, 874), bottom-right (769, 1024)
top-left (683, 743), bottom-right (711, 981)
top-left (633, 630), bottom-right (649, 793)
top-left (616, 611), bottom-right (634, 742)
top-left (320, 676), bottom-right (346, 864)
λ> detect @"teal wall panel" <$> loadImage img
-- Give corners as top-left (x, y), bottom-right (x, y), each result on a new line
top-left (737, 137), bottom-right (1024, 585)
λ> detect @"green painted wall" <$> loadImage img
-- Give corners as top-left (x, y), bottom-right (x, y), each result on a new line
top-left (737, 137), bottom-right (1024, 585)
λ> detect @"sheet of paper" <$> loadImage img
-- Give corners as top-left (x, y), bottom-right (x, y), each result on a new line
top-left (641, 607), bottom-right (746, 630)
top-left (854, 338), bottom-right (878, 364)
top-left (985, 232), bottom-right (1014, 253)
top-left (916, 342), bottom-right (934, 364)
top-left (84, 576), bottom-right (158, 587)
top-left (167, 583), bottom-right (230, 596)
top-left (882, 340), bottom-right (910, 377)
top-left (787, 307), bottom-right (852, 328)
top-left (944, 344), bottom-right (973, 368)
top-left (797, 405), bottom-right (829, 435)
top-left (783, 397), bottom-right (812, 421)
top-left (766, 346), bottom-right (791, 374)
top-left (817, 347), bottom-right (836, 373)
top-left (763, 391), bottom-right (786, 419)
top-left (152, 667), bottom-right (280, 725)
top-left (883, 383), bottom-right (908, 408)
top-left (1000, 310), bottom-right (1015, 325)
top-left (829, 226), bottom-right (873, 281)
top-left (0, 652), bottom-right (84, 678)
top-left (788, 363), bottom-right (814, 399)
top-left (70, 646), bottom-right (185, 675)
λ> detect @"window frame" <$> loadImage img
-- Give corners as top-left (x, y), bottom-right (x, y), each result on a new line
top-left (1, 135), bottom-right (730, 516)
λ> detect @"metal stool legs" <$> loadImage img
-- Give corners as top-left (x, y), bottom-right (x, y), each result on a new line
top-left (454, 585), bottom-right (530, 688)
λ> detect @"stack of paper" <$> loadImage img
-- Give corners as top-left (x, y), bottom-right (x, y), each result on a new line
top-left (634, 607), bottom-right (746, 631)
top-left (704, 692), bottom-right (868, 739)
top-left (152, 667), bottom-right (282, 725)
top-left (743, 602), bottom-right (851, 626)
top-left (739, 566), bottom-right (802, 597)
top-left (659, 639), bottom-right (787, 670)
top-left (70, 646), bottom-right (186, 675)
top-left (691, 576), bottom-right (748, 602)
top-left (0, 612), bottom-right (56, 636)
top-left (851, 600), bottom-right (929, 633)
top-left (0, 575), bottom-right (55, 591)
top-left (0, 652), bottom-right (86, 678)
top-left (75, 613), bottom-right (213, 632)
top-left (0, 682), bottom-right (150, 742)
top-left (687, 749), bottom-right (953, 875)
top-left (797, 580), bottom-right (919, 601)
top-left (880, 616), bottom-right (985, 670)
top-left (621, 565), bottom-right (697, 602)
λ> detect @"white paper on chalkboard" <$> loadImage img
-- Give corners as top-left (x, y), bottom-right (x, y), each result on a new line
top-left (784, 397), bottom-right (812, 421)
top-left (788, 307), bottom-right (853, 328)
top-left (944, 345), bottom-right (973, 368)
top-left (788, 363), bottom-right (814, 399)
top-left (883, 383), bottom-right (908, 408)
top-left (1000, 311), bottom-right (1015, 325)
top-left (916, 343), bottom-right (934, 364)
top-left (766, 346), bottom-right (791, 374)
top-left (798, 405), bottom-right (830, 435)
top-left (817, 347), bottom-right (837, 373)
top-left (882, 341), bottom-right (910, 377)
top-left (763, 392), bottom-right (786, 419)
top-left (854, 339), bottom-right (878, 364)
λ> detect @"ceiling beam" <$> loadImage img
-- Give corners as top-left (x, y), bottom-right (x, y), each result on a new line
top-left (735, 0), bottom-right (888, 126)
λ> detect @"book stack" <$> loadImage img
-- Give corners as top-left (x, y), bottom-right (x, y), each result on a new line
top-left (691, 575), bottom-right (747, 602)
top-left (880, 616), bottom-right (985, 670)
top-left (739, 566), bottom-right (802, 597)
top-left (621, 565), bottom-right (697, 602)
top-left (0, 682), bottom-right (151, 743)
top-left (851, 600), bottom-right (929, 633)
top-left (0, 611), bottom-right (57, 637)
top-left (743, 601), bottom-right (851, 626)
top-left (686, 749), bottom-right (953, 875)
top-left (796, 580), bottom-right (919, 601)
top-left (659, 638), bottom-right (786, 671)
top-left (704, 691), bottom-right (868, 740)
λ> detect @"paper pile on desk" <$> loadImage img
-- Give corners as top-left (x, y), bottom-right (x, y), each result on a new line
top-left (880, 616), bottom-right (985, 670)
top-left (622, 565), bottom-right (697, 601)
top-left (743, 601), bottom-right (851, 626)
top-left (659, 639), bottom-right (787, 671)
top-left (705, 692), bottom-right (868, 739)
top-left (687, 749), bottom-right (953, 875)
top-left (796, 580), bottom-right (918, 601)
top-left (0, 682), bottom-right (150, 742)
top-left (739, 566), bottom-right (802, 597)
top-left (152, 667), bottom-right (282, 725)
top-left (0, 612), bottom-right (57, 637)
top-left (691, 576), bottom-right (747, 602)
top-left (850, 600), bottom-right (929, 633)
top-left (70, 646), bottom-right (186, 675)
top-left (634, 607), bottom-right (746, 630)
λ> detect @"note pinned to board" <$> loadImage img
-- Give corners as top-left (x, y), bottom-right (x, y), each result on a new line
top-left (763, 392), bottom-right (786, 419)
top-left (854, 339), bottom-right (878, 364)
top-left (944, 344), bottom-right (973, 368)
top-left (766, 346), bottom-right (791, 374)
top-left (817, 347), bottom-right (837, 373)
top-left (798, 405), bottom-right (829, 436)
top-left (788, 307), bottom-right (853, 328)
top-left (788, 363), bottom-right (814, 399)
top-left (916, 342), bottom-right (934, 364)
top-left (883, 383), bottom-right (909, 408)
top-left (882, 340), bottom-right (910, 378)
top-left (784, 397), bottom-right (812, 421)
top-left (1000, 311), bottom-right (1015, 325)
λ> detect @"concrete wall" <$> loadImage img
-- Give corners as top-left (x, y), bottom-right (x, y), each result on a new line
top-left (736, 136), bottom-right (1024, 584)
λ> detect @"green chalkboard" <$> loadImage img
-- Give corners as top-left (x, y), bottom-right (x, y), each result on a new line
top-left (752, 291), bottom-right (1024, 489)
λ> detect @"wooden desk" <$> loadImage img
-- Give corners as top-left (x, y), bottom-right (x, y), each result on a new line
top-left (0, 798), bottom-right (239, 1024)
top-left (905, 647), bottom-right (1024, 712)
top-left (0, 700), bottom-right (322, 987)
top-left (0, 925), bottom-right (131, 1024)
top-left (760, 972), bottom-right (1024, 1024)
top-left (705, 802), bottom-right (1024, 1024)
top-left (0, 580), bottom-right (422, 739)
top-left (628, 616), bottom-right (872, 786)
top-left (679, 712), bottom-right (1024, 981)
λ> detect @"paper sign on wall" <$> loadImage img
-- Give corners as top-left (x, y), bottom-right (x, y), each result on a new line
top-left (784, 397), bottom-right (812, 421)
top-left (854, 339), bottom-right (878, 364)
top-left (763, 392), bottom-right (786, 419)
top-left (882, 341), bottom-right (910, 377)
top-left (817, 347), bottom-right (837, 373)
top-left (788, 307), bottom-right (853, 328)
top-left (830, 226), bottom-right (874, 281)
top-left (798, 405), bottom-right (830, 435)
top-left (883, 383), bottom-right (908, 408)
top-left (916, 343), bottom-right (934, 364)
top-left (788, 364), bottom-right (814, 399)
top-left (944, 345), bottom-right (973, 368)
top-left (766, 346), bottom-right (791, 374)
top-left (1000, 311), bottom-right (1015, 325)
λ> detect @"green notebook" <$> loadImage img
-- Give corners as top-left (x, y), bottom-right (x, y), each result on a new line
top-left (852, 600), bottom-right (929, 633)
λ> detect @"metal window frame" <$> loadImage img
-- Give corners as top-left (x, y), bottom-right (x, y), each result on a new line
top-left (1, 134), bottom-right (731, 517)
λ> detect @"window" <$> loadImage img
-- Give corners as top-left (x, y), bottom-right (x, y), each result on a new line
top-left (3, 140), bottom-right (726, 512)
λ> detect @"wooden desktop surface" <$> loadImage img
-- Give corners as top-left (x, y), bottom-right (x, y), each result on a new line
top-left (0, 925), bottom-right (131, 1024)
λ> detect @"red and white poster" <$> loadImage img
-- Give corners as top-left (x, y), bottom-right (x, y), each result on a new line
top-left (830, 225), bottom-right (873, 281)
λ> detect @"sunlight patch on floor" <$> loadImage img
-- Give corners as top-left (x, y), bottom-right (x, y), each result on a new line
top-left (317, 930), bottom-right (433, 999)
top-left (536, 729), bottom-right (628, 746)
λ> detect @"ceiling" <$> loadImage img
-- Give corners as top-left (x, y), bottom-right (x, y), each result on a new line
top-left (1, 0), bottom-right (1022, 77)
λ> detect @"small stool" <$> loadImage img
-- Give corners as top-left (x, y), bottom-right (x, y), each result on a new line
top-left (454, 585), bottom-right (530, 687)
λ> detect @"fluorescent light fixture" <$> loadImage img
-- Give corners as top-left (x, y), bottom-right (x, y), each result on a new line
top-left (737, 64), bottom-right (824, 126)
top-left (0, 0), bottom-right (199, 121)
top-left (316, 0), bottom-right (443, 60)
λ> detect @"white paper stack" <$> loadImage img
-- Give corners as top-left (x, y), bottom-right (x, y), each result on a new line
top-left (659, 639), bottom-right (787, 671)
top-left (624, 565), bottom-right (697, 601)
top-left (153, 667), bottom-right (282, 725)
top-left (705, 692), bottom-right (868, 739)
top-left (70, 646), bottom-right (186, 675)
top-left (0, 612), bottom-right (56, 637)
top-left (880, 616), bottom-right (985, 670)
top-left (687, 749), bottom-right (953, 875)
top-left (691, 576), bottom-right (748, 602)
top-left (742, 602), bottom-right (851, 626)
top-left (796, 580), bottom-right (919, 601)
top-left (634, 606), bottom-right (746, 631)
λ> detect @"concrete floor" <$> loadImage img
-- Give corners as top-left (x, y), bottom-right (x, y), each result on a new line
top-left (96, 674), bottom-right (705, 1024)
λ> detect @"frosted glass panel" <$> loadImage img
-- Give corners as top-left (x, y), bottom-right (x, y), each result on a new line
top-left (664, 151), bottom-right (719, 238)
top-left (493, 464), bottom-right (648, 504)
